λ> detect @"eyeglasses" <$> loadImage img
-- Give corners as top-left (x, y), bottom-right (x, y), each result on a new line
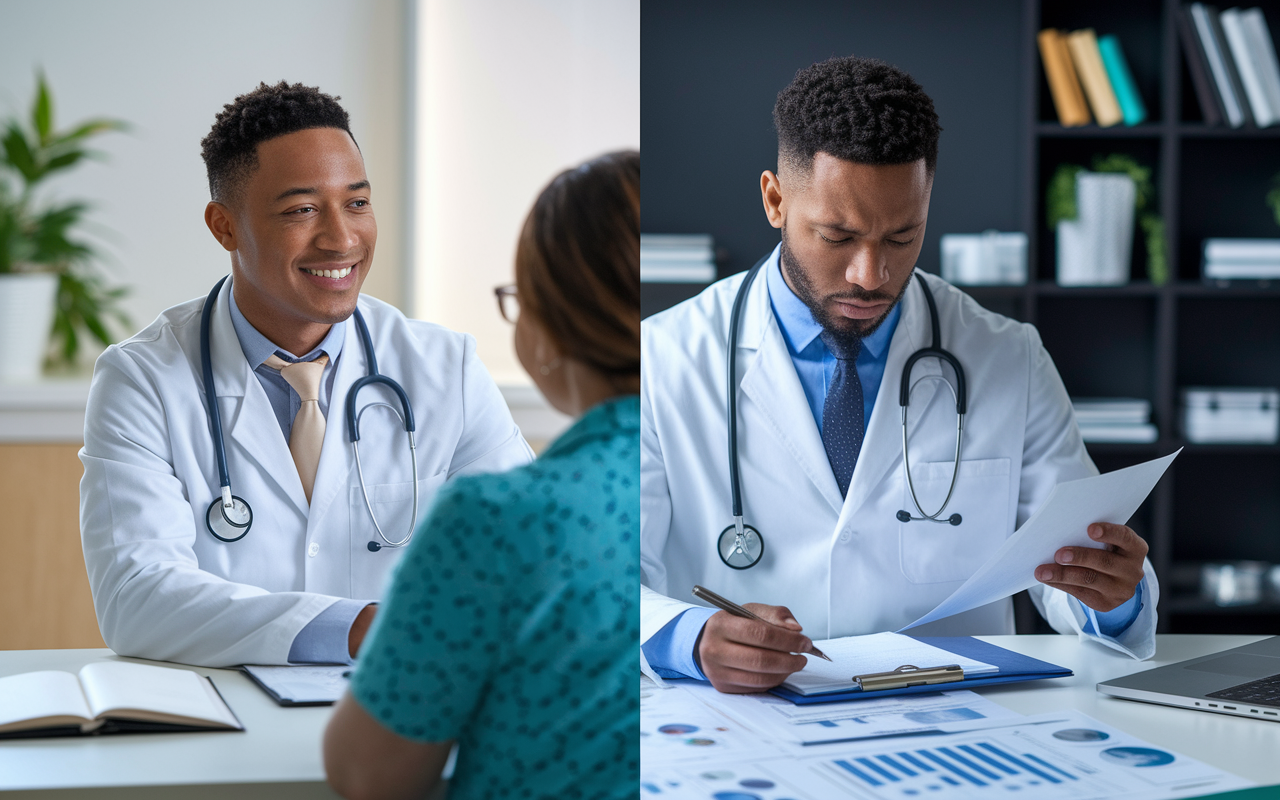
top-left (494, 284), bottom-right (519, 323)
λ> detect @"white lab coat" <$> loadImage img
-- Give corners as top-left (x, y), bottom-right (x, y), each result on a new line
top-left (80, 278), bottom-right (533, 667)
top-left (641, 266), bottom-right (1158, 660)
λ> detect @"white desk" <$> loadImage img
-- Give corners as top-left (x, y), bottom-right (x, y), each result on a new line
top-left (0, 649), bottom-right (341, 799)
top-left (646, 634), bottom-right (1280, 790)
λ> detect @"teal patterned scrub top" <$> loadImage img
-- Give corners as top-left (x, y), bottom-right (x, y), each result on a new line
top-left (351, 395), bottom-right (639, 800)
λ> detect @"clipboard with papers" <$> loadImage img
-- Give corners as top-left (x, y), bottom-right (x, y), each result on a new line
top-left (769, 635), bottom-right (1072, 705)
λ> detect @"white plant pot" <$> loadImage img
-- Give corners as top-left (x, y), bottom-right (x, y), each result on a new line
top-left (1056, 172), bottom-right (1136, 286)
top-left (0, 272), bottom-right (58, 382)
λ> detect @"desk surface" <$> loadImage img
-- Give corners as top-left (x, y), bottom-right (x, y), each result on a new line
top-left (648, 634), bottom-right (1280, 789)
top-left (0, 649), bottom-right (341, 798)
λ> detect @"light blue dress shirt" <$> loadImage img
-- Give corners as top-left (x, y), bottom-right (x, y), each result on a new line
top-left (227, 288), bottom-right (372, 665)
top-left (643, 247), bottom-right (1141, 679)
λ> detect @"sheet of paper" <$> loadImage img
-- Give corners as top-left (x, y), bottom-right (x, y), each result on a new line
top-left (687, 684), bottom-right (1022, 746)
top-left (783, 632), bottom-right (997, 695)
top-left (640, 710), bottom-right (1254, 800)
top-left (902, 450), bottom-right (1178, 631)
top-left (640, 683), bottom-right (771, 769)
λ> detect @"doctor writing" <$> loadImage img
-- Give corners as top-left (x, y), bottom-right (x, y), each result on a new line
top-left (79, 82), bottom-right (532, 668)
top-left (640, 56), bottom-right (1157, 694)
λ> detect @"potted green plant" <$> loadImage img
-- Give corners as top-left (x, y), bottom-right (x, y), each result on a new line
top-left (0, 73), bottom-right (129, 381)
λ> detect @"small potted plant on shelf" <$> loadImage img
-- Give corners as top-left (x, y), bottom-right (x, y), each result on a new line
top-left (1047, 154), bottom-right (1168, 288)
top-left (0, 73), bottom-right (129, 382)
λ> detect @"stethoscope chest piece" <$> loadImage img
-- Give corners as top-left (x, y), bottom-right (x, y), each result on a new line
top-left (718, 523), bottom-right (764, 570)
top-left (206, 495), bottom-right (253, 542)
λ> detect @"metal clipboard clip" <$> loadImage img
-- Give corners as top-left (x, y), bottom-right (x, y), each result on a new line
top-left (853, 664), bottom-right (965, 692)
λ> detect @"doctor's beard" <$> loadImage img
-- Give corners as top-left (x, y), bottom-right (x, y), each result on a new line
top-left (779, 227), bottom-right (911, 353)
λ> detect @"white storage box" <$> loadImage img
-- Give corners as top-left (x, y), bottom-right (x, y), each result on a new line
top-left (940, 231), bottom-right (1028, 285)
top-left (1181, 387), bottom-right (1280, 444)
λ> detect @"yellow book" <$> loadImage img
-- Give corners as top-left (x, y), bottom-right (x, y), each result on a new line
top-left (1067, 29), bottom-right (1123, 127)
top-left (1038, 29), bottom-right (1092, 126)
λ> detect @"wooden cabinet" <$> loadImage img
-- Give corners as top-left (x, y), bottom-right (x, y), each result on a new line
top-left (0, 443), bottom-right (105, 650)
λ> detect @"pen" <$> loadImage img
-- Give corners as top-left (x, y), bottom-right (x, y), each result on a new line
top-left (692, 585), bottom-right (832, 662)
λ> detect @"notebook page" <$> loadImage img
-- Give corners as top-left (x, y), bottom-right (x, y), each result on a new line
top-left (782, 632), bottom-right (997, 695)
top-left (78, 662), bottom-right (235, 726)
top-left (0, 671), bottom-right (93, 732)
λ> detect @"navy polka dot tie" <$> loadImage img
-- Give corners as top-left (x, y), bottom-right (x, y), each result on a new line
top-left (820, 331), bottom-right (864, 498)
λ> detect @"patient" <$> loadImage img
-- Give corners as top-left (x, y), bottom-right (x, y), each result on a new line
top-left (324, 150), bottom-right (640, 800)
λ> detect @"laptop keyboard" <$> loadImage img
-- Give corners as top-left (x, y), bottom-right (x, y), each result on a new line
top-left (1207, 673), bottom-right (1280, 708)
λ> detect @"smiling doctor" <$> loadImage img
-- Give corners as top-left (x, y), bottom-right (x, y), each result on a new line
top-left (79, 82), bottom-right (532, 668)
top-left (641, 56), bottom-right (1158, 694)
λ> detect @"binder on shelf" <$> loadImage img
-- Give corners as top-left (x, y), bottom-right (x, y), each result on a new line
top-left (1179, 3), bottom-right (1227, 124)
top-left (769, 636), bottom-right (1073, 706)
top-left (1242, 8), bottom-right (1280, 120)
top-left (1067, 29), bottom-right (1124, 126)
top-left (1222, 8), bottom-right (1276, 125)
top-left (1097, 35), bottom-right (1148, 125)
top-left (1191, 3), bottom-right (1252, 128)
top-left (1038, 29), bottom-right (1092, 126)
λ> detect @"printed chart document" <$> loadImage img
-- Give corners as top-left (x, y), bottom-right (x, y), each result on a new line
top-left (783, 633), bottom-right (997, 696)
top-left (0, 661), bottom-right (242, 738)
top-left (687, 684), bottom-right (1021, 746)
top-left (640, 709), bottom-right (1253, 799)
top-left (903, 450), bottom-right (1178, 631)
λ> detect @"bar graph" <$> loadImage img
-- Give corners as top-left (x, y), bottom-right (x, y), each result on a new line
top-left (829, 738), bottom-right (1085, 797)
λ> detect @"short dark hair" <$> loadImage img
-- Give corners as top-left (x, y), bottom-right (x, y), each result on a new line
top-left (200, 81), bottom-right (355, 202)
top-left (774, 55), bottom-right (941, 178)
top-left (516, 150), bottom-right (640, 392)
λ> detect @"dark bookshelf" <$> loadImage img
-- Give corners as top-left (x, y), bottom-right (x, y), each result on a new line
top-left (1001, 0), bottom-right (1280, 633)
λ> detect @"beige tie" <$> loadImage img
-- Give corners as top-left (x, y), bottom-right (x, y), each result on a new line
top-left (265, 353), bottom-right (330, 504)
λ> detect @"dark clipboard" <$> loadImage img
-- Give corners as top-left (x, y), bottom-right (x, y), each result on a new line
top-left (768, 636), bottom-right (1073, 705)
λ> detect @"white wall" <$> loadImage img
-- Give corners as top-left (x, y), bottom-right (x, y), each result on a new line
top-left (0, 0), bottom-right (408, 365)
top-left (413, 0), bottom-right (640, 385)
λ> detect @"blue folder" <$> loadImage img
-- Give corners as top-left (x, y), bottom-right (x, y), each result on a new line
top-left (768, 636), bottom-right (1073, 705)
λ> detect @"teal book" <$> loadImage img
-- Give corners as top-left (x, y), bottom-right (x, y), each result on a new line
top-left (1098, 35), bottom-right (1148, 125)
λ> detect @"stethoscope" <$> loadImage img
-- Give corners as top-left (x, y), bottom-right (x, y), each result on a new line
top-left (200, 276), bottom-right (419, 552)
top-left (718, 257), bottom-right (968, 570)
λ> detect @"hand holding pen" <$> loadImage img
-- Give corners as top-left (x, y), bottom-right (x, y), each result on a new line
top-left (691, 585), bottom-right (830, 695)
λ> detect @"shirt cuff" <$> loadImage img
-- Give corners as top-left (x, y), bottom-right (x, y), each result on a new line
top-left (641, 607), bottom-right (718, 680)
top-left (1081, 580), bottom-right (1144, 638)
top-left (287, 598), bottom-right (372, 665)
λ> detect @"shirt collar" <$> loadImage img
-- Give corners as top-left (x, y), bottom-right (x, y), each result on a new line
top-left (764, 243), bottom-right (901, 360)
top-left (228, 282), bottom-right (346, 367)
top-left (543, 395), bottom-right (640, 458)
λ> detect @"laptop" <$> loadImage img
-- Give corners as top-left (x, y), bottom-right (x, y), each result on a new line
top-left (1098, 636), bottom-right (1280, 721)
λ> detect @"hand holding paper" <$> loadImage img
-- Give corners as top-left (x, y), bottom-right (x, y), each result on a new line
top-left (902, 450), bottom-right (1178, 630)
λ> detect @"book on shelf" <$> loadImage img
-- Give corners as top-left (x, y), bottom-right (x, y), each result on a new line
top-left (1242, 8), bottom-right (1280, 123)
top-left (1191, 3), bottom-right (1253, 128)
top-left (0, 661), bottom-right (242, 739)
top-left (1222, 8), bottom-right (1277, 126)
top-left (1071, 398), bottom-right (1157, 443)
top-left (1038, 29), bottom-right (1092, 126)
top-left (1203, 238), bottom-right (1280, 280)
top-left (641, 233), bottom-right (716, 284)
top-left (1178, 3), bottom-right (1227, 124)
top-left (1066, 29), bottom-right (1124, 127)
top-left (1097, 35), bottom-right (1147, 125)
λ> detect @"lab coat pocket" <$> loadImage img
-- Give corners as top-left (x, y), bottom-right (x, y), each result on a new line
top-left (899, 457), bottom-right (1011, 585)
top-left (349, 470), bottom-right (448, 598)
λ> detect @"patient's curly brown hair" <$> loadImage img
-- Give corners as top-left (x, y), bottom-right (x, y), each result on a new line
top-left (200, 81), bottom-right (355, 202)
top-left (774, 55), bottom-right (941, 177)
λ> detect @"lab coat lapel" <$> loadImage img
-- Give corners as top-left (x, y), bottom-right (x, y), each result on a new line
top-left (306, 314), bottom-right (360, 530)
top-left (738, 269), bottom-right (846, 515)
top-left (214, 281), bottom-right (310, 517)
top-left (839, 272), bottom-right (943, 523)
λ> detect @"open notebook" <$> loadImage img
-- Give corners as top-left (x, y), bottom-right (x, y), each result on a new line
top-left (782, 632), bottom-right (999, 696)
top-left (0, 661), bottom-right (242, 738)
